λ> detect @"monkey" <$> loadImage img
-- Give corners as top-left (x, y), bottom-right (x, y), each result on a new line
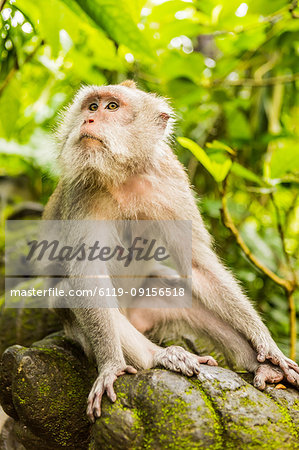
top-left (43, 80), bottom-right (299, 422)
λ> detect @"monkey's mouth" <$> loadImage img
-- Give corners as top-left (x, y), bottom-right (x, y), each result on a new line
top-left (79, 133), bottom-right (105, 145)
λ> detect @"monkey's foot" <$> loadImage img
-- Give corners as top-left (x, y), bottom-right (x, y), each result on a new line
top-left (153, 345), bottom-right (217, 377)
top-left (87, 365), bottom-right (137, 422)
top-left (254, 363), bottom-right (299, 391)
top-left (256, 344), bottom-right (299, 386)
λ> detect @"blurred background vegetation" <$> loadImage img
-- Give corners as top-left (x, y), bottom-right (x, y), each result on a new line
top-left (0, 0), bottom-right (298, 359)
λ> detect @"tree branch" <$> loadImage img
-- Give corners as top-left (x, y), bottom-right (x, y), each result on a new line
top-left (0, 0), bottom-right (6, 12)
top-left (212, 72), bottom-right (299, 88)
top-left (219, 175), bottom-right (297, 359)
top-left (270, 193), bottom-right (297, 283)
top-left (287, 292), bottom-right (297, 360)
top-left (199, 4), bottom-right (292, 38)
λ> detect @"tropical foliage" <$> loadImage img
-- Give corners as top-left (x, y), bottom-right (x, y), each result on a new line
top-left (0, 0), bottom-right (298, 358)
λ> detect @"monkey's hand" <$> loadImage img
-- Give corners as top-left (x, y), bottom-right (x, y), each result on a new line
top-left (256, 343), bottom-right (299, 386)
top-left (253, 362), bottom-right (299, 390)
top-left (153, 346), bottom-right (217, 376)
top-left (87, 364), bottom-right (137, 422)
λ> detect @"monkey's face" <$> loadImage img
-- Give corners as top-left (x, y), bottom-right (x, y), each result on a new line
top-left (57, 82), bottom-right (174, 185)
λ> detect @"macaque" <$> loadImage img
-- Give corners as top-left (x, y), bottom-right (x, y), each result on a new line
top-left (43, 80), bottom-right (299, 422)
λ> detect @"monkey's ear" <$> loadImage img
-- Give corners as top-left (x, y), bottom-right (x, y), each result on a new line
top-left (159, 112), bottom-right (170, 128)
top-left (120, 80), bottom-right (137, 89)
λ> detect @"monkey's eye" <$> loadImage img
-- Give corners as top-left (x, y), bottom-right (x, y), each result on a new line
top-left (89, 103), bottom-right (98, 111)
top-left (105, 101), bottom-right (119, 111)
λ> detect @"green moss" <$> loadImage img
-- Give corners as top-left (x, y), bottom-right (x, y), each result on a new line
top-left (209, 384), bottom-right (298, 450)
top-left (225, 419), bottom-right (297, 450)
top-left (12, 347), bottom-right (91, 449)
top-left (133, 383), bottom-right (202, 449)
top-left (265, 392), bottom-right (299, 442)
top-left (191, 379), bottom-right (224, 450)
top-left (238, 395), bottom-right (257, 408)
top-left (37, 381), bottom-right (51, 396)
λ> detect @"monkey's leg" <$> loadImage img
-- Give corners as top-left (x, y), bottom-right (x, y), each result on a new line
top-left (117, 310), bottom-right (217, 377)
top-left (127, 300), bottom-right (259, 370)
top-left (186, 303), bottom-right (299, 389)
top-left (190, 250), bottom-right (299, 387)
top-left (128, 302), bottom-right (297, 390)
top-left (124, 272), bottom-right (218, 369)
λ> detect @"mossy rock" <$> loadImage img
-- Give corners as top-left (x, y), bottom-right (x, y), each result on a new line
top-left (0, 334), bottom-right (298, 449)
top-left (0, 279), bottom-right (61, 355)
top-left (0, 334), bottom-right (95, 449)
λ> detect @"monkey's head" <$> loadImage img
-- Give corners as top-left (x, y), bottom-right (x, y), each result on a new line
top-left (57, 81), bottom-right (174, 186)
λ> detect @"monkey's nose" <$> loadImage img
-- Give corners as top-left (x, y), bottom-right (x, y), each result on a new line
top-left (83, 119), bottom-right (95, 124)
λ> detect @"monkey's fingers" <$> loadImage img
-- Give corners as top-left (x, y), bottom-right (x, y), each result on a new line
top-left (197, 355), bottom-right (218, 366)
top-left (87, 366), bottom-right (138, 422)
top-left (87, 372), bottom-right (118, 422)
top-left (282, 362), bottom-right (299, 377)
top-left (285, 359), bottom-right (299, 374)
top-left (116, 366), bottom-right (138, 376)
top-left (267, 356), bottom-right (297, 380)
top-left (279, 365), bottom-right (299, 387)
top-left (87, 389), bottom-right (104, 422)
top-left (285, 356), bottom-right (298, 367)
top-left (285, 368), bottom-right (299, 387)
top-left (87, 384), bottom-right (116, 423)
top-left (256, 348), bottom-right (266, 363)
top-left (264, 357), bottom-right (299, 387)
top-left (253, 364), bottom-right (284, 391)
top-left (124, 365), bottom-right (138, 374)
top-left (256, 347), bottom-right (299, 377)
top-left (154, 346), bottom-right (205, 377)
top-left (106, 384), bottom-right (117, 403)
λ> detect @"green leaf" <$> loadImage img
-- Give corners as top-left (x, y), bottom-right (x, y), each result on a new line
top-left (231, 163), bottom-right (265, 186)
top-left (206, 140), bottom-right (236, 155)
top-left (269, 139), bottom-right (299, 178)
top-left (178, 137), bottom-right (214, 174)
top-left (126, 0), bottom-right (147, 23)
top-left (15, 0), bottom-right (65, 57)
top-left (63, 0), bottom-right (154, 59)
top-left (16, 0), bottom-right (123, 71)
top-left (214, 158), bottom-right (233, 182)
top-left (177, 137), bottom-right (232, 182)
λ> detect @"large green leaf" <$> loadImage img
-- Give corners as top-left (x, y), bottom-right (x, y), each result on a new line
top-left (15, 0), bottom-right (124, 73)
top-left (177, 137), bottom-right (232, 182)
top-left (126, 0), bottom-right (147, 23)
top-left (178, 137), bottom-right (266, 186)
top-left (269, 139), bottom-right (299, 178)
top-left (16, 0), bottom-right (69, 57)
top-left (62, 0), bottom-right (154, 59)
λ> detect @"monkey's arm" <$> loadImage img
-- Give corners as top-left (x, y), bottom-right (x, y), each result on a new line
top-left (159, 166), bottom-right (299, 385)
top-left (190, 239), bottom-right (299, 385)
top-left (72, 307), bottom-right (138, 421)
